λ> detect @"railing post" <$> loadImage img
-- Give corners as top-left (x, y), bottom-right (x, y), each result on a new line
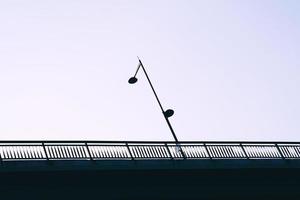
top-left (126, 142), bottom-right (134, 160)
top-left (179, 144), bottom-right (187, 159)
top-left (204, 143), bottom-right (212, 159)
top-left (240, 143), bottom-right (249, 159)
top-left (275, 143), bottom-right (285, 160)
top-left (85, 142), bottom-right (93, 161)
top-left (42, 142), bottom-right (49, 161)
top-left (165, 143), bottom-right (173, 160)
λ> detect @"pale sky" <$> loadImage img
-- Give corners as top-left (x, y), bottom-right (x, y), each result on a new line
top-left (0, 0), bottom-right (299, 141)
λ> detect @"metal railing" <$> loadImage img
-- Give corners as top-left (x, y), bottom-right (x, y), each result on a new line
top-left (0, 141), bottom-right (299, 161)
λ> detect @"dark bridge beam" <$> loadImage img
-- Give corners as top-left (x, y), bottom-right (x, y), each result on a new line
top-left (0, 159), bottom-right (300, 199)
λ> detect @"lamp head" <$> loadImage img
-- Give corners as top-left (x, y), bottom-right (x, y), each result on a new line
top-left (128, 77), bottom-right (138, 84)
top-left (164, 109), bottom-right (174, 118)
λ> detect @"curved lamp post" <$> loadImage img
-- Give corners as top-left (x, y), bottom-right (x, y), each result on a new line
top-left (128, 58), bottom-right (185, 157)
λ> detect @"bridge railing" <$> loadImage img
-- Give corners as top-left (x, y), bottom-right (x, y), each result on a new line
top-left (0, 141), bottom-right (299, 161)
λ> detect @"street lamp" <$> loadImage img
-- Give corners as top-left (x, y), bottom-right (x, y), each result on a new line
top-left (128, 58), bottom-right (185, 157)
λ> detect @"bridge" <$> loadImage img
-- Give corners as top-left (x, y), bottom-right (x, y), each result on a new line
top-left (1, 140), bottom-right (300, 199)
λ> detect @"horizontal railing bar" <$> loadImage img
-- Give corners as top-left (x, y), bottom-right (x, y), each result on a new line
top-left (1, 144), bottom-right (276, 147)
top-left (1, 144), bottom-right (298, 148)
top-left (0, 141), bottom-right (299, 144)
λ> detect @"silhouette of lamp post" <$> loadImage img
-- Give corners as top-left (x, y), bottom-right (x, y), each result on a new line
top-left (128, 58), bottom-right (185, 157)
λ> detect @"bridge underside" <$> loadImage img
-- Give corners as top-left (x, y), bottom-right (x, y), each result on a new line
top-left (1, 159), bottom-right (300, 199)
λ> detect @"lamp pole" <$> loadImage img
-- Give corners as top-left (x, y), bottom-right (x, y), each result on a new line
top-left (128, 58), bottom-right (185, 157)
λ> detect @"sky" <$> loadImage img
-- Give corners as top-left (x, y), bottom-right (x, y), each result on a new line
top-left (0, 0), bottom-right (299, 141)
